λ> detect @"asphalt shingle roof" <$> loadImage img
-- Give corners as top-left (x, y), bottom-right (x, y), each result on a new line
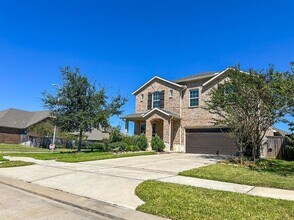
top-left (0, 108), bottom-right (51, 129)
top-left (174, 71), bottom-right (218, 83)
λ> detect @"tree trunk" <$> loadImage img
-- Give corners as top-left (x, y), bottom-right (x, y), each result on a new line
top-left (78, 129), bottom-right (83, 152)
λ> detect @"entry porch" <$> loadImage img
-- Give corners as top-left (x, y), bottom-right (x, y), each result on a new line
top-left (121, 108), bottom-right (183, 152)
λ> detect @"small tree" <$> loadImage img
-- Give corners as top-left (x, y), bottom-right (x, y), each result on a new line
top-left (28, 120), bottom-right (54, 148)
top-left (151, 135), bottom-right (165, 152)
top-left (136, 134), bottom-right (148, 151)
top-left (42, 66), bottom-right (127, 152)
top-left (206, 63), bottom-right (294, 162)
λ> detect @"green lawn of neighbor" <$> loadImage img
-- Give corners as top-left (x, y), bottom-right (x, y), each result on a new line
top-left (3, 151), bottom-right (156, 163)
top-left (0, 144), bottom-right (72, 153)
top-left (180, 159), bottom-right (294, 190)
top-left (136, 181), bottom-right (294, 220)
top-left (0, 155), bottom-right (34, 168)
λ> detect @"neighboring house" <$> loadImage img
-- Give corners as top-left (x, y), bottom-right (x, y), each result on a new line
top-left (0, 108), bottom-right (52, 144)
top-left (72, 128), bottom-right (109, 143)
top-left (0, 108), bottom-right (110, 145)
top-left (122, 68), bottom-right (274, 155)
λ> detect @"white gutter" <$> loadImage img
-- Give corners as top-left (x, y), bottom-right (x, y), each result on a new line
top-left (169, 116), bottom-right (173, 151)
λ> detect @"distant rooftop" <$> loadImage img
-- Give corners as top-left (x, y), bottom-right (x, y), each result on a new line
top-left (0, 108), bottom-right (51, 129)
top-left (174, 71), bottom-right (218, 83)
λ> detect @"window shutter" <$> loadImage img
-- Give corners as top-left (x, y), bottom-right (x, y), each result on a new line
top-left (147, 93), bottom-right (152, 110)
top-left (160, 90), bottom-right (165, 109)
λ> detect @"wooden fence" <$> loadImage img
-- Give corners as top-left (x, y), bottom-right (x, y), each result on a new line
top-left (264, 136), bottom-right (285, 159)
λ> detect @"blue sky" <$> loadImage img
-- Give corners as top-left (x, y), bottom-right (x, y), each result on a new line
top-left (0, 0), bottom-right (293, 132)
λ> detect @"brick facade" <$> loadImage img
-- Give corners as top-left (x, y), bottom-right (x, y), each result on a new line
top-left (125, 73), bottom-right (274, 152)
top-left (0, 127), bottom-right (23, 144)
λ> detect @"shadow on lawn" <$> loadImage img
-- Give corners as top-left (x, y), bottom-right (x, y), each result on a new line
top-left (253, 159), bottom-right (294, 177)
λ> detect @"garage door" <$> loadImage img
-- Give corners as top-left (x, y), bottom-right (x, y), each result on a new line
top-left (186, 128), bottom-right (237, 155)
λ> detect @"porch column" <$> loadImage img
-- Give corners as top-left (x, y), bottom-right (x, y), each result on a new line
top-left (125, 120), bottom-right (129, 135)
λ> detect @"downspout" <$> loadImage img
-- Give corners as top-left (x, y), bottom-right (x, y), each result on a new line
top-left (169, 116), bottom-right (173, 151)
top-left (179, 86), bottom-right (187, 152)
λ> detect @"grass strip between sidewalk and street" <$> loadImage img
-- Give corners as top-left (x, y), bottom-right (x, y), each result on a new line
top-left (136, 180), bottom-right (294, 220)
top-left (179, 159), bottom-right (294, 190)
top-left (0, 156), bottom-right (34, 168)
top-left (3, 151), bottom-right (156, 163)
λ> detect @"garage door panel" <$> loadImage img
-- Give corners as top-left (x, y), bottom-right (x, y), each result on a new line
top-left (186, 129), bottom-right (237, 155)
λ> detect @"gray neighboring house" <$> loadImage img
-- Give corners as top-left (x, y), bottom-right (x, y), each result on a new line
top-left (0, 108), bottom-right (52, 144)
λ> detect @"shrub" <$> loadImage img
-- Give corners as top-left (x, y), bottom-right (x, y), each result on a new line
top-left (109, 142), bottom-right (128, 152)
top-left (136, 134), bottom-right (148, 151)
top-left (126, 145), bottom-right (133, 152)
top-left (109, 127), bottom-right (123, 143)
top-left (85, 143), bottom-right (110, 152)
top-left (151, 135), bottom-right (165, 152)
top-left (122, 135), bottom-right (138, 146)
top-left (132, 145), bottom-right (140, 152)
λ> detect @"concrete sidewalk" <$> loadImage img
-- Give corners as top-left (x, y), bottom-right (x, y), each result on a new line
top-left (0, 175), bottom-right (167, 220)
top-left (159, 176), bottom-right (294, 201)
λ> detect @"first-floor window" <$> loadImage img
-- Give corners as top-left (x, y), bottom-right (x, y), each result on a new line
top-left (140, 123), bottom-right (146, 134)
top-left (189, 89), bottom-right (199, 107)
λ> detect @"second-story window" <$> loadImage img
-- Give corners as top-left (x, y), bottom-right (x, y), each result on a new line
top-left (141, 94), bottom-right (144, 101)
top-left (153, 91), bottom-right (161, 108)
top-left (189, 89), bottom-right (199, 107)
top-left (148, 90), bottom-right (164, 110)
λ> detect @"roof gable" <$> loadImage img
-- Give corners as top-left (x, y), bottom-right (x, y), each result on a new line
top-left (132, 76), bottom-right (184, 95)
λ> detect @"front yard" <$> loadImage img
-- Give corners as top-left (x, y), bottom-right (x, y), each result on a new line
top-left (180, 159), bottom-right (294, 190)
top-left (0, 143), bottom-right (72, 153)
top-left (136, 181), bottom-right (294, 220)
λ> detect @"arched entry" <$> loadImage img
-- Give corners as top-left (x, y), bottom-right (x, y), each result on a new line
top-left (150, 118), bottom-right (164, 140)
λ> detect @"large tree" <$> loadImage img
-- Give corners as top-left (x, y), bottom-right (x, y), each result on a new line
top-left (206, 63), bottom-right (294, 161)
top-left (42, 66), bottom-right (127, 151)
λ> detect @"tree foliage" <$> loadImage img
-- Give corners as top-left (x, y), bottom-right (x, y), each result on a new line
top-left (28, 120), bottom-right (54, 137)
top-left (206, 63), bottom-right (294, 161)
top-left (42, 66), bottom-right (127, 151)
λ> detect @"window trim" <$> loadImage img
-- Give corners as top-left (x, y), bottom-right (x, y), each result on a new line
top-left (189, 88), bottom-right (200, 108)
top-left (152, 91), bottom-right (161, 109)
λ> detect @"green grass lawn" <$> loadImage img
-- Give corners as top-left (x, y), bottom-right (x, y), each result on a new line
top-left (180, 159), bottom-right (294, 190)
top-left (136, 181), bottom-right (294, 220)
top-left (3, 151), bottom-right (156, 163)
top-left (0, 143), bottom-right (72, 153)
top-left (0, 155), bottom-right (34, 168)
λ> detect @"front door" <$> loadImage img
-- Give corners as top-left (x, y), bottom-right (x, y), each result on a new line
top-left (152, 123), bottom-right (156, 137)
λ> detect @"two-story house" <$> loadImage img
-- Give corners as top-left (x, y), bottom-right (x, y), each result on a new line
top-left (122, 68), bottom-right (274, 155)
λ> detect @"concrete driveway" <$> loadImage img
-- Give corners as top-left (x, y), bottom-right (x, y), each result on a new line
top-left (0, 153), bottom-right (222, 209)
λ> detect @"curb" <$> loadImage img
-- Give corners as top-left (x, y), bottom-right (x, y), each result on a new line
top-left (0, 175), bottom-right (167, 220)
